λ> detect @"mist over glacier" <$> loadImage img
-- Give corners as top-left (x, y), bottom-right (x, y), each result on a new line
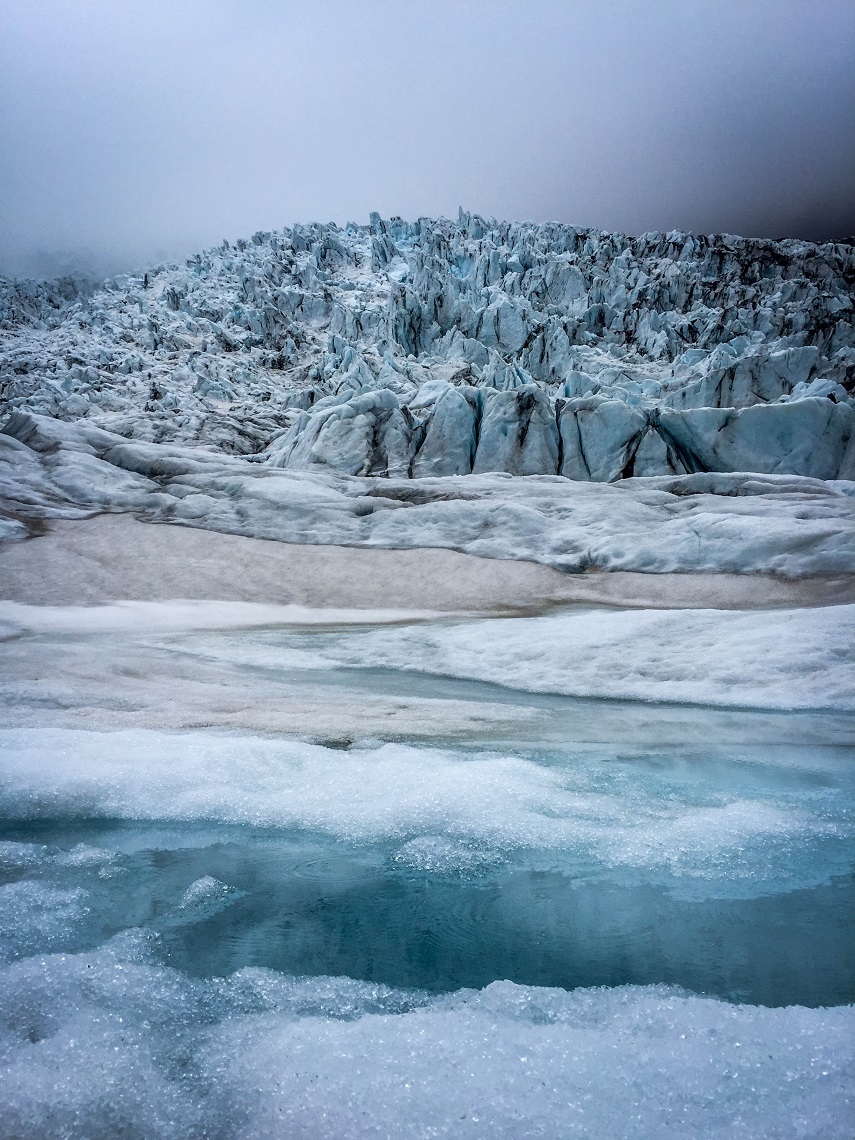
top-left (1, 0), bottom-right (853, 278)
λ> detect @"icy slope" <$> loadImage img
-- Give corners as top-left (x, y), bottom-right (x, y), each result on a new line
top-left (2, 213), bottom-right (854, 480)
top-left (3, 412), bottom-right (854, 576)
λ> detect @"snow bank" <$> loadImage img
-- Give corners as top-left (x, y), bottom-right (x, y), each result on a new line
top-left (178, 604), bottom-right (855, 711)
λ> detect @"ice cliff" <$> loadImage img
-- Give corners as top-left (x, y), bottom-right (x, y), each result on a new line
top-left (2, 212), bottom-right (854, 481)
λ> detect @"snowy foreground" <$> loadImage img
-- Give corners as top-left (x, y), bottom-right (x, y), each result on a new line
top-left (0, 594), bottom-right (853, 1137)
top-left (0, 933), bottom-right (851, 1139)
top-left (0, 216), bottom-right (853, 1138)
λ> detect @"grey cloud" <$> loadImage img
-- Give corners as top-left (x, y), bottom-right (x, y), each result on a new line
top-left (1, 0), bottom-right (852, 277)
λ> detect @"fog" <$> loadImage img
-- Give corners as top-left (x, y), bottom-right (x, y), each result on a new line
top-left (1, 0), bottom-right (853, 278)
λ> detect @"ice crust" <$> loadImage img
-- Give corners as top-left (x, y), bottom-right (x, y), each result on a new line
top-left (8, 601), bottom-right (855, 747)
top-left (157, 603), bottom-right (855, 711)
top-left (0, 933), bottom-right (850, 1140)
top-left (0, 599), bottom-right (449, 635)
top-left (367, 603), bottom-right (855, 709)
top-left (2, 599), bottom-right (852, 710)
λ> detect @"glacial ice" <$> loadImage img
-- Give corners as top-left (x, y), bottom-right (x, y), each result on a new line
top-left (2, 410), bottom-right (854, 577)
top-left (1, 213), bottom-right (854, 552)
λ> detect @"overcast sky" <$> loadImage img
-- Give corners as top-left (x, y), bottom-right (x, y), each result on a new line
top-left (1, 0), bottom-right (853, 277)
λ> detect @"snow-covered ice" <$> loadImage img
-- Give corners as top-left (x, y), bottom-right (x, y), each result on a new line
top-left (3, 413), bottom-right (854, 578)
top-left (245, 603), bottom-right (855, 710)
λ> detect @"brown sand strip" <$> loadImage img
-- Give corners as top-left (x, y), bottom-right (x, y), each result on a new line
top-left (0, 513), bottom-right (852, 610)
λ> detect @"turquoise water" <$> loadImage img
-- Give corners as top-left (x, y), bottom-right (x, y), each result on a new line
top-left (1, 634), bottom-right (854, 1138)
top-left (3, 817), bottom-right (853, 1007)
top-left (2, 728), bottom-right (853, 1008)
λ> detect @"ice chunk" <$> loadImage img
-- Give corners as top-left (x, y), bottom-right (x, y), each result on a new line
top-left (392, 836), bottom-right (500, 875)
top-left (160, 876), bottom-right (246, 926)
top-left (0, 881), bottom-right (90, 963)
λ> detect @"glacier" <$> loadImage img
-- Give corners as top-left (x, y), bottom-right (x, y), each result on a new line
top-left (2, 212), bottom-right (853, 580)
top-left (2, 214), bottom-right (854, 1138)
top-left (1, 211), bottom-right (854, 489)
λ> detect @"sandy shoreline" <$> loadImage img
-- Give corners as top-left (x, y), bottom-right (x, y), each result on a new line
top-left (1, 513), bottom-right (853, 611)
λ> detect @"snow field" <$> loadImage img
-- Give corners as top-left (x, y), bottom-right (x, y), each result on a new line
top-left (156, 603), bottom-right (855, 711)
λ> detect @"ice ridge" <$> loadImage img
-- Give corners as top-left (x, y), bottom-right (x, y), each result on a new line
top-left (2, 212), bottom-right (854, 481)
